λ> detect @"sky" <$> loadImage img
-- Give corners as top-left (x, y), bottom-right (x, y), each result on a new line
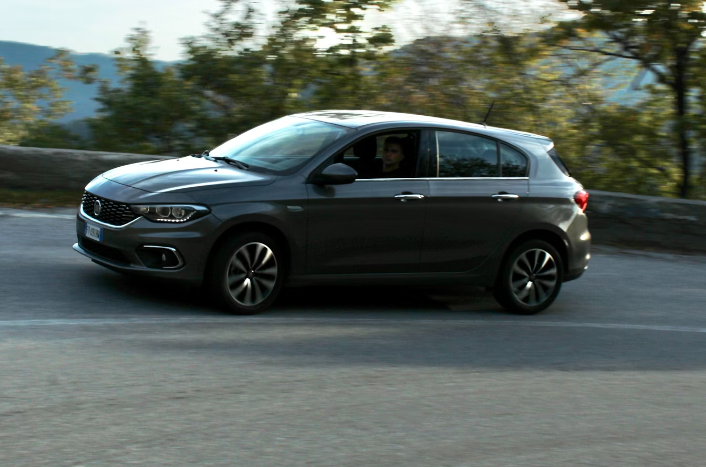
top-left (0, 0), bottom-right (573, 61)
top-left (0, 0), bottom-right (224, 60)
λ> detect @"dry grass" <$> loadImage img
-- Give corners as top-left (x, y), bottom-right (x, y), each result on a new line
top-left (0, 189), bottom-right (83, 209)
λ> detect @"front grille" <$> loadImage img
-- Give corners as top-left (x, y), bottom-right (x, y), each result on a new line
top-left (78, 236), bottom-right (130, 265)
top-left (82, 192), bottom-right (138, 226)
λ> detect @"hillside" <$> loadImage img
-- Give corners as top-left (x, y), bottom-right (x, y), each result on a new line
top-left (0, 38), bottom-right (650, 126)
top-left (0, 40), bottom-right (172, 123)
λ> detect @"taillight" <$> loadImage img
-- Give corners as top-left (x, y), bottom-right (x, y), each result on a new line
top-left (574, 190), bottom-right (589, 212)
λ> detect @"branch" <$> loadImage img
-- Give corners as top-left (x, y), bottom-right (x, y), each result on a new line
top-left (574, 56), bottom-right (617, 78)
top-left (555, 45), bottom-right (635, 60)
top-left (605, 31), bottom-right (672, 87)
top-left (556, 41), bottom-right (672, 89)
top-left (548, 51), bottom-right (616, 88)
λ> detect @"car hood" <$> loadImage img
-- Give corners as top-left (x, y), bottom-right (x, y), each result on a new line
top-left (102, 157), bottom-right (277, 193)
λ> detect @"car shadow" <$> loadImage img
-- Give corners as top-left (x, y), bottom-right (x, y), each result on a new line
top-left (67, 265), bottom-right (485, 318)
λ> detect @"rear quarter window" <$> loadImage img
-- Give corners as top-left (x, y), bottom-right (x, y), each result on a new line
top-left (548, 147), bottom-right (571, 176)
top-left (500, 144), bottom-right (528, 177)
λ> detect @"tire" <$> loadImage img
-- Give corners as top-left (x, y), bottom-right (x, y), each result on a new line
top-left (493, 239), bottom-right (564, 315)
top-left (207, 232), bottom-right (285, 315)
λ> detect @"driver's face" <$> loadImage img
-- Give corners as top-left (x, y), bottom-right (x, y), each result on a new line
top-left (382, 143), bottom-right (404, 165)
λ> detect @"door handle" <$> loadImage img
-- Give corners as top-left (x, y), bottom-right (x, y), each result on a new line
top-left (492, 193), bottom-right (520, 202)
top-left (395, 193), bottom-right (425, 202)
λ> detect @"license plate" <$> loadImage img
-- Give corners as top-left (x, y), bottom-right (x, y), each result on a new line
top-left (84, 223), bottom-right (102, 242)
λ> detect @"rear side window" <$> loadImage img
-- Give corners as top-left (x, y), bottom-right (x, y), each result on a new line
top-left (548, 147), bottom-right (571, 176)
top-left (436, 131), bottom-right (499, 177)
top-left (500, 144), bottom-right (528, 177)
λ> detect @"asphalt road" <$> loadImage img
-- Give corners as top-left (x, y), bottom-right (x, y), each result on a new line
top-left (2, 208), bottom-right (706, 467)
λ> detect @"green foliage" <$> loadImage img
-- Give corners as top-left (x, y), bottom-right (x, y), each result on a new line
top-left (4, 0), bottom-right (706, 199)
top-left (18, 121), bottom-right (85, 149)
top-left (554, 97), bottom-right (681, 197)
top-left (178, 0), bottom-right (398, 145)
top-left (179, 1), bottom-right (320, 145)
top-left (0, 55), bottom-right (71, 145)
top-left (290, 0), bottom-right (396, 108)
top-left (89, 28), bottom-right (201, 155)
top-left (552, 0), bottom-right (706, 197)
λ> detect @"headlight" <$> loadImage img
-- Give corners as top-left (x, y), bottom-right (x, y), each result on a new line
top-left (130, 205), bottom-right (210, 223)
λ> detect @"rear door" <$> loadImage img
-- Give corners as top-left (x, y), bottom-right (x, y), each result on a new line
top-left (420, 130), bottom-right (529, 272)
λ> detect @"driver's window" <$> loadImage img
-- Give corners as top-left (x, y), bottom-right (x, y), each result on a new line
top-left (339, 131), bottom-right (420, 180)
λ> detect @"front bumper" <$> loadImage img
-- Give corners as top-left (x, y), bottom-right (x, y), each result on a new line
top-left (74, 207), bottom-right (220, 286)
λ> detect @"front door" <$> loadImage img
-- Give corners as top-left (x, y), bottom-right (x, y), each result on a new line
top-left (306, 180), bottom-right (429, 274)
top-left (305, 130), bottom-right (429, 275)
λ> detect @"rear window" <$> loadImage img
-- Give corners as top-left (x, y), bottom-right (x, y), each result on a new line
top-left (548, 147), bottom-right (571, 176)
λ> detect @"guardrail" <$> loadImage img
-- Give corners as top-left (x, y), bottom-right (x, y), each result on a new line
top-left (2, 145), bottom-right (704, 254)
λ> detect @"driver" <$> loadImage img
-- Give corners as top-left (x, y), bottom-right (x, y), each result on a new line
top-left (380, 136), bottom-right (409, 178)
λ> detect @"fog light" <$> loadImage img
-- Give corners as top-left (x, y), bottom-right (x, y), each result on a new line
top-left (136, 246), bottom-right (183, 269)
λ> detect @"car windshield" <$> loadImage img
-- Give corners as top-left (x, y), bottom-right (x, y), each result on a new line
top-left (209, 116), bottom-right (351, 174)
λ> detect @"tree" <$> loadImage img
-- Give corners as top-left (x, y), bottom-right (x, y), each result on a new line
top-left (0, 54), bottom-right (71, 145)
top-left (290, 0), bottom-right (396, 109)
top-left (19, 121), bottom-right (86, 149)
top-left (179, 0), bottom-right (398, 145)
top-left (180, 0), bottom-right (321, 143)
top-left (90, 28), bottom-right (201, 155)
top-left (552, 0), bottom-right (706, 198)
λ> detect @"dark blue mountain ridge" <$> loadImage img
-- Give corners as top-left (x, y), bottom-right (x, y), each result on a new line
top-left (393, 35), bottom-right (652, 105)
top-left (0, 40), bottom-right (174, 122)
top-left (0, 37), bottom-right (650, 126)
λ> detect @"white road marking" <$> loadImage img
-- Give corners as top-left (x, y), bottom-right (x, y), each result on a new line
top-left (0, 317), bottom-right (705, 334)
top-left (0, 210), bottom-right (75, 220)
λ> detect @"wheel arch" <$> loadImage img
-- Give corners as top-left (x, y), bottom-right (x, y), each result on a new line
top-left (498, 228), bottom-right (569, 279)
top-left (205, 220), bottom-right (293, 280)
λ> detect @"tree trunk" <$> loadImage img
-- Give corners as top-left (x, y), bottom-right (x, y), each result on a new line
top-left (674, 48), bottom-right (690, 198)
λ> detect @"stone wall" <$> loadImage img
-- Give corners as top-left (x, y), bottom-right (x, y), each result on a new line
top-left (0, 145), bottom-right (173, 191)
top-left (587, 190), bottom-right (706, 254)
top-left (1, 145), bottom-right (704, 253)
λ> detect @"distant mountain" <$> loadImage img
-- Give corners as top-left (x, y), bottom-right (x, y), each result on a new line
top-left (0, 40), bottom-right (173, 123)
top-left (395, 35), bottom-right (652, 105)
top-left (1, 38), bottom-right (650, 126)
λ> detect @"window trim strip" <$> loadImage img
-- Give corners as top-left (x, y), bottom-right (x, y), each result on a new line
top-left (354, 177), bottom-right (529, 182)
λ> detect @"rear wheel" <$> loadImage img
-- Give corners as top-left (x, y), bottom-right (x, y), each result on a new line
top-left (493, 239), bottom-right (563, 315)
top-left (208, 232), bottom-right (284, 315)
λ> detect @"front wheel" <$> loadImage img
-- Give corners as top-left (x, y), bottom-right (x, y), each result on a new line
top-left (493, 240), bottom-right (563, 315)
top-left (208, 232), bottom-right (284, 315)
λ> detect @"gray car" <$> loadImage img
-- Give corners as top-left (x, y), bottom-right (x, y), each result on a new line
top-left (73, 110), bottom-right (591, 315)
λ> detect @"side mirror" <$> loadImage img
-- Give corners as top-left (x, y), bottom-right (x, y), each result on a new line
top-left (313, 163), bottom-right (358, 185)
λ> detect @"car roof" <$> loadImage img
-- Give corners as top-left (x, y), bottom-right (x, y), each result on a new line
top-left (293, 110), bottom-right (553, 145)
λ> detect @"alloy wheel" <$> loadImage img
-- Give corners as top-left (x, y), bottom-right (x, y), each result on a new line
top-left (510, 248), bottom-right (558, 307)
top-left (227, 242), bottom-right (278, 306)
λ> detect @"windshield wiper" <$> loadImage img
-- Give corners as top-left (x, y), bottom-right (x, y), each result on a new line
top-left (191, 150), bottom-right (248, 170)
top-left (190, 149), bottom-right (214, 160)
top-left (211, 156), bottom-right (249, 170)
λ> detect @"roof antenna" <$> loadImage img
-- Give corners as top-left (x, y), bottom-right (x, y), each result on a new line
top-left (481, 100), bottom-right (495, 127)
